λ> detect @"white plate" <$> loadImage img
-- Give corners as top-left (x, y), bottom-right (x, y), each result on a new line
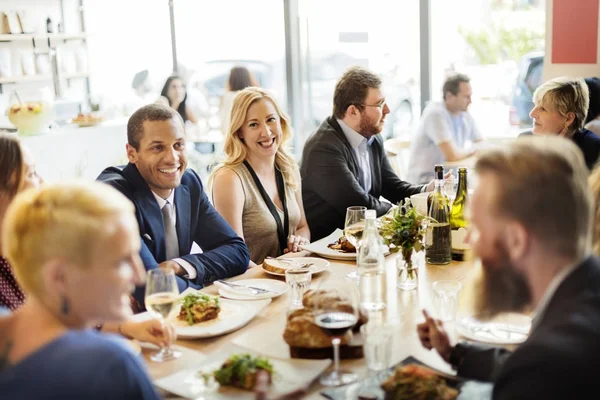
top-left (261, 257), bottom-right (330, 277)
top-left (165, 289), bottom-right (271, 339)
top-left (457, 313), bottom-right (532, 344)
top-left (300, 229), bottom-right (389, 260)
top-left (216, 278), bottom-right (288, 300)
top-left (154, 344), bottom-right (331, 399)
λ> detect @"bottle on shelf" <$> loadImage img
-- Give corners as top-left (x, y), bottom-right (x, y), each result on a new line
top-left (357, 209), bottom-right (386, 312)
top-left (46, 17), bottom-right (53, 34)
top-left (426, 164), bottom-right (452, 265)
top-left (450, 167), bottom-right (470, 261)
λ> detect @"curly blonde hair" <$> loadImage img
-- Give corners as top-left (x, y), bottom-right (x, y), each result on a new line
top-left (210, 87), bottom-right (298, 189)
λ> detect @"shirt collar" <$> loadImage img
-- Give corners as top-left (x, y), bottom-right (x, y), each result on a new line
top-left (531, 257), bottom-right (583, 330)
top-left (337, 118), bottom-right (374, 150)
top-left (152, 190), bottom-right (175, 209)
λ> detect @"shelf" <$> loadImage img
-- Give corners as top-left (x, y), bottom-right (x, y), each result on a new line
top-left (0, 33), bottom-right (88, 42)
top-left (63, 72), bottom-right (89, 79)
top-left (0, 75), bottom-right (52, 84)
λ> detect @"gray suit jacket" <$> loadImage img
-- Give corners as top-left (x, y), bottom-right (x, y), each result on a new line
top-left (300, 117), bottom-right (424, 241)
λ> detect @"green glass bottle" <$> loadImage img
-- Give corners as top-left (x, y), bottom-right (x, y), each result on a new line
top-left (426, 165), bottom-right (452, 265)
top-left (450, 168), bottom-right (469, 261)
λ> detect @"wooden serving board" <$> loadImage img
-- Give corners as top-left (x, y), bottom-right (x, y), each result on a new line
top-left (290, 332), bottom-right (364, 360)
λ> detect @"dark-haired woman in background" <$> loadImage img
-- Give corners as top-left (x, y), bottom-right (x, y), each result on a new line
top-left (220, 66), bottom-right (259, 134)
top-left (157, 75), bottom-right (198, 124)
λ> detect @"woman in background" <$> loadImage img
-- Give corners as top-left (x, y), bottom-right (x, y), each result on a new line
top-left (529, 76), bottom-right (600, 170)
top-left (0, 182), bottom-right (160, 398)
top-left (157, 75), bottom-right (198, 124)
top-left (0, 134), bottom-right (174, 346)
top-left (220, 66), bottom-right (258, 134)
top-left (210, 87), bottom-right (310, 267)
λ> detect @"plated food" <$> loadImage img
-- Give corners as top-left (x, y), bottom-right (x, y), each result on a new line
top-left (178, 293), bottom-right (221, 325)
top-left (261, 257), bottom-right (329, 277)
top-left (327, 236), bottom-right (356, 253)
top-left (212, 353), bottom-right (275, 390)
top-left (71, 113), bottom-right (103, 127)
top-left (381, 364), bottom-right (458, 400)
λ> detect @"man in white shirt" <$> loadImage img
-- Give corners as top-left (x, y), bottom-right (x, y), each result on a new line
top-left (416, 136), bottom-right (600, 399)
top-left (407, 73), bottom-right (483, 184)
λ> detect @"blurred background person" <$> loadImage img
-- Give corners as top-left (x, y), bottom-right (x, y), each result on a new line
top-left (220, 66), bottom-right (258, 135)
top-left (590, 163), bottom-right (600, 255)
top-left (0, 133), bottom-right (175, 345)
top-left (584, 77), bottom-right (600, 136)
top-left (529, 76), bottom-right (600, 170)
top-left (157, 75), bottom-right (198, 124)
top-left (0, 182), bottom-right (160, 399)
top-left (210, 87), bottom-right (310, 266)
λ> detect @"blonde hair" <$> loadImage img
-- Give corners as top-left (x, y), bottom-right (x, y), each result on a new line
top-left (210, 87), bottom-right (298, 189)
top-left (533, 77), bottom-right (590, 132)
top-left (475, 135), bottom-right (592, 259)
top-left (2, 181), bottom-right (138, 296)
top-left (590, 164), bottom-right (600, 255)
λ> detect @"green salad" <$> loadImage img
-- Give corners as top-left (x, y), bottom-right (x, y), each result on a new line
top-left (213, 353), bottom-right (275, 390)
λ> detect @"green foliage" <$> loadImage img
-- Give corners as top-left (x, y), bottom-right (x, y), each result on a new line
top-left (458, 24), bottom-right (544, 64)
top-left (379, 199), bottom-right (434, 268)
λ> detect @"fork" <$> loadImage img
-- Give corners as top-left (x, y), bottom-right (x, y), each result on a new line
top-left (215, 280), bottom-right (275, 295)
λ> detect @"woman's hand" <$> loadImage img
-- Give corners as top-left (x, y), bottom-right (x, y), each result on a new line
top-left (118, 319), bottom-right (177, 348)
top-left (284, 234), bottom-right (310, 253)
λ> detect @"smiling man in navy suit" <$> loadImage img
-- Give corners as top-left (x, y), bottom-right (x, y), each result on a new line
top-left (98, 104), bottom-right (249, 304)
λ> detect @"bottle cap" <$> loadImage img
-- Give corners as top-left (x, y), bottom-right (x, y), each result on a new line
top-left (365, 209), bottom-right (376, 219)
top-left (434, 164), bottom-right (444, 179)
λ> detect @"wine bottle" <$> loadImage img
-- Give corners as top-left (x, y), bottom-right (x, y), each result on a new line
top-left (357, 209), bottom-right (386, 311)
top-left (426, 165), bottom-right (452, 265)
top-left (450, 168), bottom-right (469, 260)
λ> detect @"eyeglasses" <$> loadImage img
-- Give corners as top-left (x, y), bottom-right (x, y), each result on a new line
top-left (359, 101), bottom-right (387, 110)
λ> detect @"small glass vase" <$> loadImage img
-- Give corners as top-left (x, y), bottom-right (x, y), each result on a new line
top-left (396, 250), bottom-right (422, 291)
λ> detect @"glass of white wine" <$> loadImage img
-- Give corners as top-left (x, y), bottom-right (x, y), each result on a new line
top-left (145, 269), bottom-right (182, 362)
top-left (344, 206), bottom-right (366, 280)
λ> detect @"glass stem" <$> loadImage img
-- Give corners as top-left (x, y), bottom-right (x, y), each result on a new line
top-left (332, 337), bottom-right (341, 374)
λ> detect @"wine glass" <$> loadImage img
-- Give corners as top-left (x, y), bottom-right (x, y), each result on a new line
top-left (344, 206), bottom-right (366, 280)
top-left (312, 277), bottom-right (360, 386)
top-left (144, 269), bottom-right (182, 362)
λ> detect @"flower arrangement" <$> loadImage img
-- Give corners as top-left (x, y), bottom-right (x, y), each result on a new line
top-left (379, 199), bottom-right (434, 276)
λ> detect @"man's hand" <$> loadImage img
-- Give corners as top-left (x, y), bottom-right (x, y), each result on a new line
top-left (158, 260), bottom-right (185, 276)
top-left (425, 170), bottom-right (453, 192)
top-left (417, 309), bottom-right (453, 363)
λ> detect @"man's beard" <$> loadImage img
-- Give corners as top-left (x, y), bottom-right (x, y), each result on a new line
top-left (474, 239), bottom-right (532, 319)
top-left (358, 112), bottom-right (383, 136)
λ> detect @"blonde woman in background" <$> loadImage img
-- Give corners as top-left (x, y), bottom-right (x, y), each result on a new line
top-left (210, 87), bottom-right (310, 267)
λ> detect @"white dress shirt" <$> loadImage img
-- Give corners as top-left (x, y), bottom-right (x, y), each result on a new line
top-left (337, 119), bottom-right (374, 193)
top-left (152, 190), bottom-right (198, 279)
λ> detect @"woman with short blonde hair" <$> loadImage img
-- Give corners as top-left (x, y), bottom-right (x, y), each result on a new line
top-left (530, 76), bottom-right (600, 169)
top-left (210, 87), bottom-right (310, 266)
top-left (0, 182), bottom-right (162, 398)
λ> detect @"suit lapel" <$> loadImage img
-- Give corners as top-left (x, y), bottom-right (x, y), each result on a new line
top-left (174, 184), bottom-right (191, 256)
top-left (328, 117), bottom-right (362, 179)
top-left (123, 163), bottom-right (167, 260)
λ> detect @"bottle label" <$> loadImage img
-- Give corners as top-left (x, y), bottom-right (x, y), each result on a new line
top-left (451, 227), bottom-right (470, 251)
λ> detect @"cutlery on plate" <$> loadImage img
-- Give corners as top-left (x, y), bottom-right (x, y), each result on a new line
top-left (215, 280), bottom-right (276, 295)
top-left (265, 257), bottom-right (313, 268)
top-left (462, 319), bottom-right (530, 336)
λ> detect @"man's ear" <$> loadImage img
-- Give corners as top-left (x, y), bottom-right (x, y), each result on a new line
top-left (506, 221), bottom-right (528, 261)
top-left (126, 143), bottom-right (138, 164)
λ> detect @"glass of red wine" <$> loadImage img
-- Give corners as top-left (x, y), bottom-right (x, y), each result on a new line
top-left (312, 278), bottom-right (360, 386)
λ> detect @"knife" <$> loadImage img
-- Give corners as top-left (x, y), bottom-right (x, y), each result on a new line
top-left (215, 280), bottom-right (276, 294)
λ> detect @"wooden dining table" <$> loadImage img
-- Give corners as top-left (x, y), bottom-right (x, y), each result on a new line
top-left (143, 251), bottom-right (485, 399)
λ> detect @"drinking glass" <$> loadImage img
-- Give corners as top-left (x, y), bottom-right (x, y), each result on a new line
top-left (144, 269), bottom-right (182, 362)
top-left (433, 280), bottom-right (462, 322)
top-left (344, 206), bottom-right (366, 280)
top-left (285, 267), bottom-right (312, 310)
top-left (313, 278), bottom-right (360, 386)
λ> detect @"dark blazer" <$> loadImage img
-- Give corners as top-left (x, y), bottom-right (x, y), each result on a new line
top-left (455, 255), bottom-right (600, 399)
top-left (97, 164), bottom-right (250, 303)
top-left (300, 117), bottom-right (424, 241)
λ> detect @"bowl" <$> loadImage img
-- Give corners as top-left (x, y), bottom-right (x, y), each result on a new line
top-left (7, 101), bottom-right (53, 136)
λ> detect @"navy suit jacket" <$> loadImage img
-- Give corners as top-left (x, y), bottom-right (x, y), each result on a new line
top-left (97, 163), bottom-right (249, 303)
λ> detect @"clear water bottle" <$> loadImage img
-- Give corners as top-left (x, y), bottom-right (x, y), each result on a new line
top-left (357, 209), bottom-right (386, 312)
